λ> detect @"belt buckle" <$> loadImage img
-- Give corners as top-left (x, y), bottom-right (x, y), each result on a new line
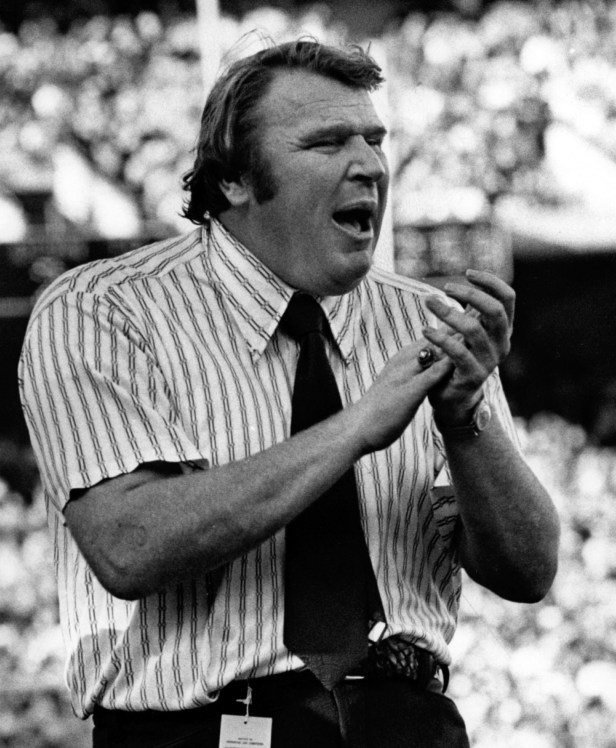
top-left (345, 636), bottom-right (441, 689)
top-left (344, 620), bottom-right (389, 681)
top-left (368, 620), bottom-right (388, 644)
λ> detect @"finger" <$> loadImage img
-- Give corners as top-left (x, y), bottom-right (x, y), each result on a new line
top-left (417, 346), bottom-right (437, 370)
top-left (414, 335), bottom-right (450, 367)
top-left (388, 341), bottom-right (450, 375)
top-left (424, 296), bottom-right (494, 362)
top-left (422, 325), bottom-right (489, 387)
top-left (416, 356), bottom-right (453, 383)
top-left (439, 282), bottom-right (511, 344)
top-left (441, 282), bottom-right (504, 321)
top-left (464, 269), bottom-right (515, 327)
top-left (442, 276), bottom-right (511, 327)
top-left (381, 341), bottom-right (450, 385)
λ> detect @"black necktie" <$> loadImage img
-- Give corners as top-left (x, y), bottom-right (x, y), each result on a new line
top-left (281, 293), bottom-right (385, 690)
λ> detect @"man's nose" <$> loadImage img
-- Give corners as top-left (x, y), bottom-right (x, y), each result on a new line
top-left (347, 137), bottom-right (388, 183)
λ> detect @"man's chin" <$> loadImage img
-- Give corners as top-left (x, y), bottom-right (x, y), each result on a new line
top-left (324, 254), bottom-right (374, 296)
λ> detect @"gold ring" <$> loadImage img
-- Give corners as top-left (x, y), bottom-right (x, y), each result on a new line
top-left (418, 347), bottom-right (435, 369)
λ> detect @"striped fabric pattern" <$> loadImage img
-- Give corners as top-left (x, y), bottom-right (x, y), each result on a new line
top-left (19, 218), bottom-right (519, 718)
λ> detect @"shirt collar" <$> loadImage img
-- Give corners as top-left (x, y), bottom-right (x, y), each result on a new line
top-left (204, 217), bottom-right (360, 364)
top-left (320, 292), bottom-right (359, 365)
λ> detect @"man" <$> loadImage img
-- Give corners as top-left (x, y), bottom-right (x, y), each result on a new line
top-left (19, 40), bottom-right (559, 747)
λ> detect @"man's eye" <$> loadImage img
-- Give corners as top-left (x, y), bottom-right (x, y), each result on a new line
top-left (312, 139), bottom-right (342, 149)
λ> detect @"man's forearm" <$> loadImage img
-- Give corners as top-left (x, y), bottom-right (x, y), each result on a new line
top-left (64, 340), bottom-right (451, 600)
top-left (442, 414), bottom-right (560, 602)
top-left (65, 407), bottom-right (365, 600)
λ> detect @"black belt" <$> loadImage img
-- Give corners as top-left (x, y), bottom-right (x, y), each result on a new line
top-left (347, 635), bottom-right (449, 691)
top-left (92, 641), bottom-right (447, 726)
top-left (222, 638), bottom-right (448, 699)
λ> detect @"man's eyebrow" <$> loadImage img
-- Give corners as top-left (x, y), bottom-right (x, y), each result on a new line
top-left (301, 123), bottom-right (388, 141)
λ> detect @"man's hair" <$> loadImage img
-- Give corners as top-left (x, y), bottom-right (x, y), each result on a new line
top-left (181, 39), bottom-right (384, 223)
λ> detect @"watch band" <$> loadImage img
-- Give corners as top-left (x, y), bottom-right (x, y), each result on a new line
top-left (434, 397), bottom-right (492, 438)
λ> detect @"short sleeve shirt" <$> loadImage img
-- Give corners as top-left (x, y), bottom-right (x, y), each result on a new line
top-left (19, 218), bottom-right (519, 717)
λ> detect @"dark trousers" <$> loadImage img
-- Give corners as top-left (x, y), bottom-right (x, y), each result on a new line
top-left (92, 671), bottom-right (470, 748)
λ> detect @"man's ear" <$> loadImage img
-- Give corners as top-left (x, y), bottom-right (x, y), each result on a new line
top-left (220, 177), bottom-right (251, 208)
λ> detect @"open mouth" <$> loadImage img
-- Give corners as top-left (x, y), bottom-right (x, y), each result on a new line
top-left (332, 207), bottom-right (374, 236)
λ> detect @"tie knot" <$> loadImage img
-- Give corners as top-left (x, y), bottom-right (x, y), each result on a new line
top-left (280, 294), bottom-right (328, 342)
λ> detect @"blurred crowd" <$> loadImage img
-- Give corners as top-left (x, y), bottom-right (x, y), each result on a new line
top-left (388, 0), bottom-right (616, 216)
top-left (451, 415), bottom-right (616, 748)
top-left (1, 1), bottom-right (616, 246)
top-left (2, 2), bottom-right (616, 746)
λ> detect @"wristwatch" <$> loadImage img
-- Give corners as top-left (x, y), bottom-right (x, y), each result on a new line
top-left (434, 397), bottom-right (492, 438)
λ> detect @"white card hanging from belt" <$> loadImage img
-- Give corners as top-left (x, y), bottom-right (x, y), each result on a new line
top-left (218, 684), bottom-right (272, 748)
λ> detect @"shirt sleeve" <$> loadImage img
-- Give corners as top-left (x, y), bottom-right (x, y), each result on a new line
top-left (429, 369), bottom-right (521, 544)
top-left (19, 290), bottom-right (206, 513)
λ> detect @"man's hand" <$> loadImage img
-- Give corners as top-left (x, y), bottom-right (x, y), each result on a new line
top-left (347, 338), bottom-right (453, 454)
top-left (422, 269), bottom-right (515, 425)
top-left (420, 271), bottom-right (559, 602)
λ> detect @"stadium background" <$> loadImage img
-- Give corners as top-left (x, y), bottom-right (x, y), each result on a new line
top-left (1, 1), bottom-right (616, 745)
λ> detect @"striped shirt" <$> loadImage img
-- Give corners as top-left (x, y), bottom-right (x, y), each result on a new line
top-left (19, 218), bottom-right (518, 718)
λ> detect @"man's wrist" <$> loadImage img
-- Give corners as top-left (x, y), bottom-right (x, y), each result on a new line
top-left (433, 394), bottom-right (491, 438)
top-left (432, 394), bottom-right (483, 428)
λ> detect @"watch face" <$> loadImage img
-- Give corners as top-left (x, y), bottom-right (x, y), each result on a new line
top-left (476, 401), bottom-right (491, 431)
